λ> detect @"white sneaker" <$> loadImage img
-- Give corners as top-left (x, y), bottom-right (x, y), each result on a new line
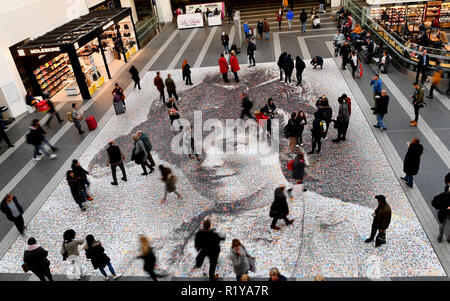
top-left (103, 275), bottom-right (109, 281)
top-left (113, 273), bottom-right (122, 280)
top-left (33, 156), bottom-right (42, 162)
top-left (49, 154), bottom-right (58, 159)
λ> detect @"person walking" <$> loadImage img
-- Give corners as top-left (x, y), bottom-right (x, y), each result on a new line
top-left (61, 229), bottom-right (84, 280)
top-left (129, 65), bottom-right (141, 90)
top-left (257, 19), bottom-right (264, 40)
top-left (1, 193), bottom-right (25, 235)
top-left (221, 32), bottom-right (230, 53)
top-left (427, 67), bottom-right (443, 99)
top-left (333, 30), bottom-right (344, 57)
top-left (268, 267), bottom-right (287, 281)
top-left (276, 8), bottom-right (283, 30)
top-left (415, 49), bottom-right (429, 84)
top-left (261, 98), bottom-right (276, 136)
top-left (277, 52), bottom-right (287, 81)
top-left (350, 51), bottom-right (359, 78)
top-left (283, 54), bottom-right (294, 84)
top-left (159, 165), bottom-right (183, 203)
top-left (106, 140), bottom-right (127, 186)
top-left (182, 60), bottom-right (193, 85)
top-left (154, 71), bottom-right (165, 104)
top-left (193, 219), bottom-right (225, 281)
top-left (295, 56), bottom-right (306, 86)
top-left (370, 74), bottom-right (382, 111)
top-left (219, 53), bottom-right (229, 83)
top-left (229, 239), bottom-right (254, 281)
top-left (288, 149), bottom-right (307, 186)
top-left (247, 39), bottom-right (256, 67)
top-left (263, 18), bottom-right (270, 41)
top-left (373, 90), bottom-right (389, 130)
top-left (66, 170), bottom-right (87, 211)
top-left (319, 0), bottom-right (326, 13)
top-left (44, 97), bottom-right (63, 127)
top-left (0, 119), bottom-right (14, 149)
top-left (27, 119), bottom-right (58, 161)
top-left (400, 137), bottom-right (423, 188)
top-left (340, 41), bottom-right (351, 70)
top-left (112, 83), bottom-right (126, 108)
top-left (229, 51), bottom-right (240, 82)
top-left (166, 97), bottom-right (180, 127)
top-left (23, 237), bottom-right (53, 281)
top-left (182, 125), bottom-right (201, 161)
top-left (296, 110), bottom-right (307, 145)
top-left (137, 130), bottom-right (156, 168)
top-left (409, 82), bottom-right (424, 127)
top-left (431, 190), bottom-right (450, 243)
top-left (332, 97), bottom-right (350, 142)
top-left (71, 159), bottom-right (93, 201)
top-left (132, 134), bottom-right (153, 176)
top-left (227, 4), bottom-right (234, 23)
top-left (286, 112), bottom-right (299, 156)
top-left (270, 184), bottom-right (294, 230)
top-left (71, 103), bottom-right (85, 134)
top-left (308, 111), bottom-right (324, 154)
top-left (286, 9), bottom-right (294, 30)
top-left (165, 73), bottom-right (180, 101)
top-left (365, 195), bottom-right (392, 247)
top-left (240, 92), bottom-right (255, 121)
top-left (300, 9), bottom-right (307, 32)
top-left (243, 20), bottom-right (250, 41)
top-left (316, 98), bottom-right (332, 139)
top-left (83, 234), bottom-right (122, 280)
top-left (137, 235), bottom-right (161, 281)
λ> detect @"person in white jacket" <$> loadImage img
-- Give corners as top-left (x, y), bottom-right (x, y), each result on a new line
top-left (61, 229), bottom-right (84, 280)
top-left (182, 125), bottom-right (200, 161)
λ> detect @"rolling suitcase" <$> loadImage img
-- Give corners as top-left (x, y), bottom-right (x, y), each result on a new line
top-left (85, 115), bottom-right (97, 131)
top-left (113, 101), bottom-right (125, 115)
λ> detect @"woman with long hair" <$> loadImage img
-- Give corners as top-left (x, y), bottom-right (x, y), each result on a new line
top-left (83, 234), bottom-right (121, 280)
top-left (296, 110), bottom-right (307, 146)
top-left (61, 229), bottom-right (84, 280)
top-left (137, 235), bottom-right (160, 281)
top-left (182, 60), bottom-right (193, 85)
top-left (66, 170), bottom-right (87, 211)
top-left (159, 165), bottom-right (183, 204)
top-left (229, 239), bottom-right (254, 281)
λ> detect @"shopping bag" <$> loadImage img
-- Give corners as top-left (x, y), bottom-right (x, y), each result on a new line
top-left (248, 257), bottom-right (257, 273)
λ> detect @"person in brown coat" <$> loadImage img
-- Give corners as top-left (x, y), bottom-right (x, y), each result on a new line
top-left (165, 74), bottom-right (179, 101)
top-left (365, 195), bottom-right (392, 247)
top-left (263, 18), bottom-right (270, 41)
top-left (154, 72), bottom-right (165, 104)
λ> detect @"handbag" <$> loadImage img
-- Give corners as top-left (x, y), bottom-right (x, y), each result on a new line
top-left (22, 263), bottom-right (30, 273)
top-left (120, 93), bottom-right (125, 101)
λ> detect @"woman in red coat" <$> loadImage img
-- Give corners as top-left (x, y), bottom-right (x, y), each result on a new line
top-left (229, 51), bottom-right (240, 83)
top-left (218, 53), bottom-right (229, 83)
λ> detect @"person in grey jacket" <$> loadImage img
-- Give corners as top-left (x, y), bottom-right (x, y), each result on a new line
top-left (61, 229), bottom-right (84, 280)
top-left (137, 130), bottom-right (156, 169)
top-left (132, 134), bottom-right (153, 175)
top-left (229, 239), bottom-right (254, 281)
top-left (332, 97), bottom-right (350, 142)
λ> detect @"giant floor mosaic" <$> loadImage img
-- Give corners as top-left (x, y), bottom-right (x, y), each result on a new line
top-left (0, 61), bottom-right (445, 279)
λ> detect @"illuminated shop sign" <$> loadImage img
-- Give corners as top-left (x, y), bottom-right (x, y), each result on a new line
top-left (18, 47), bottom-right (61, 56)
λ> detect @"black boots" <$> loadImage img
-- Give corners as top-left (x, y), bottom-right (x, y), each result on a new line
top-left (375, 233), bottom-right (386, 247)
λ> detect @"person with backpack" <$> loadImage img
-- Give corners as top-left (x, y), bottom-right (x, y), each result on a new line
top-left (270, 184), bottom-right (294, 230)
top-left (277, 52), bottom-right (287, 81)
top-left (71, 103), bottom-right (85, 135)
top-left (83, 234), bottom-right (122, 280)
top-left (71, 159), bottom-right (93, 201)
top-left (27, 119), bottom-right (58, 161)
top-left (154, 72), bottom-right (165, 104)
top-left (247, 39), bottom-right (256, 67)
top-left (400, 137), bottom-right (423, 188)
top-left (295, 56), bottom-right (306, 86)
top-left (263, 18), bottom-right (270, 41)
top-left (332, 97), bottom-right (350, 142)
top-left (409, 82), bottom-right (424, 127)
top-left (23, 237), bottom-right (53, 281)
top-left (61, 229), bottom-right (85, 280)
top-left (276, 8), bottom-right (283, 30)
top-left (193, 219), bottom-right (225, 281)
top-left (365, 195), bottom-right (392, 247)
top-left (431, 190), bottom-right (450, 243)
top-left (283, 54), bottom-right (294, 84)
top-left (286, 9), bottom-right (294, 30)
top-left (159, 165), bottom-right (182, 204)
top-left (316, 98), bottom-right (332, 139)
top-left (229, 51), bottom-right (240, 82)
top-left (137, 130), bottom-right (156, 168)
top-left (308, 111), bottom-right (325, 154)
top-left (300, 9), bottom-right (307, 32)
top-left (219, 53), bottom-right (229, 83)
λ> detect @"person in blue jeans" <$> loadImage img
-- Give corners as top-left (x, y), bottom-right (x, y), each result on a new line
top-left (286, 9), bottom-right (294, 30)
top-left (27, 119), bottom-right (58, 161)
top-left (401, 137), bottom-right (423, 188)
top-left (373, 90), bottom-right (389, 130)
top-left (83, 235), bottom-right (122, 280)
top-left (243, 21), bottom-right (250, 40)
top-left (370, 74), bottom-right (382, 111)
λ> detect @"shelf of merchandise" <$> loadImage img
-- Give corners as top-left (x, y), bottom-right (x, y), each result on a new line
top-left (440, 2), bottom-right (450, 28)
top-left (33, 53), bottom-right (73, 97)
top-left (33, 54), bottom-right (66, 76)
top-left (424, 1), bottom-right (442, 27)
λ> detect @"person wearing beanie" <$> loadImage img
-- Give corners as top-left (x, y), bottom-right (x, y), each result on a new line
top-left (23, 237), bottom-right (53, 281)
top-left (365, 195), bottom-right (392, 247)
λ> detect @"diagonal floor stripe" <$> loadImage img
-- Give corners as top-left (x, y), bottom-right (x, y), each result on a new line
top-left (167, 28), bottom-right (199, 70)
top-left (194, 26), bottom-right (218, 68)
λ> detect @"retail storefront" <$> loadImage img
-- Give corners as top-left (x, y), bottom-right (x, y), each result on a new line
top-left (16, 7), bottom-right (139, 101)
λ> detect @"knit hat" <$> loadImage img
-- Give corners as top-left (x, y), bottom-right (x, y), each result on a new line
top-left (375, 195), bottom-right (387, 203)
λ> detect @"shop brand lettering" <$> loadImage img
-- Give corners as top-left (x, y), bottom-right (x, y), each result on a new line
top-left (181, 18), bottom-right (202, 26)
top-left (181, 285), bottom-right (215, 298)
top-left (29, 47), bottom-right (61, 54)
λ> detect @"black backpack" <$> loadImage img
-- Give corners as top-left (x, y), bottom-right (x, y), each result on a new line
top-left (26, 132), bottom-right (33, 145)
top-left (431, 192), bottom-right (449, 211)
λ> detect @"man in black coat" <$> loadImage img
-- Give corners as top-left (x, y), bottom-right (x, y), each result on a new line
top-left (373, 90), bottom-right (389, 130)
top-left (431, 191), bottom-right (450, 243)
top-left (23, 237), bottom-right (53, 281)
top-left (340, 41), bottom-right (351, 70)
top-left (365, 195), bottom-right (392, 247)
top-left (416, 49), bottom-right (429, 84)
top-left (247, 40), bottom-right (256, 67)
top-left (283, 54), bottom-right (294, 84)
top-left (0, 119), bottom-right (14, 149)
top-left (27, 119), bottom-right (57, 161)
top-left (299, 9), bottom-right (307, 32)
top-left (295, 56), bottom-right (306, 86)
top-left (1, 193), bottom-right (25, 235)
top-left (44, 96), bottom-right (62, 127)
top-left (400, 137), bottom-right (423, 188)
top-left (129, 65), bottom-right (141, 89)
top-left (277, 52), bottom-right (287, 81)
top-left (270, 184), bottom-right (294, 230)
top-left (106, 140), bottom-right (127, 185)
top-left (240, 92), bottom-right (256, 121)
top-left (193, 219), bottom-right (225, 281)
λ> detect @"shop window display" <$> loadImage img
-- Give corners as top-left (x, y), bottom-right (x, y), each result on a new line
top-left (77, 43), bottom-right (105, 97)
